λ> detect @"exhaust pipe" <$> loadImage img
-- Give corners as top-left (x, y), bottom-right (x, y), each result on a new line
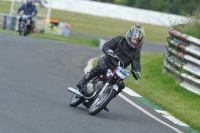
top-left (68, 87), bottom-right (84, 97)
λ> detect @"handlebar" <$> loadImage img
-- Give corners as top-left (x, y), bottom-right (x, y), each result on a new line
top-left (113, 56), bottom-right (124, 68)
top-left (105, 49), bottom-right (125, 68)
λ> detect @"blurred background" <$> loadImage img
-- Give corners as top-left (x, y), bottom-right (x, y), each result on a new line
top-left (0, 0), bottom-right (197, 43)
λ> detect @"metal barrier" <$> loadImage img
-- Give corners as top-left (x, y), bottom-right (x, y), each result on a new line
top-left (164, 28), bottom-right (200, 95)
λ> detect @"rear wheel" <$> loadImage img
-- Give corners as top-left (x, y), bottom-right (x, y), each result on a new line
top-left (69, 94), bottom-right (84, 107)
top-left (88, 88), bottom-right (116, 116)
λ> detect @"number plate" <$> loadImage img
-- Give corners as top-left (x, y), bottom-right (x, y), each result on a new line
top-left (116, 67), bottom-right (129, 79)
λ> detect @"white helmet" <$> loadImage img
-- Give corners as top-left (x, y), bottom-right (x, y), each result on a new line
top-left (135, 22), bottom-right (141, 28)
top-left (126, 27), bottom-right (143, 48)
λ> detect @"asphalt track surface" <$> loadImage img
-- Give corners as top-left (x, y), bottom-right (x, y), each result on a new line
top-left (0, 32), bottom-right (188, 133)
top-left (70, 32), bottom-right (167, 53)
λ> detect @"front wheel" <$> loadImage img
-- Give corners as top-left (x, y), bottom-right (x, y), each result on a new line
top-left (69, 94), bottom-right (84, 107)
top-left (19, 21), bottom-right (27, 36)
top-left (88, 89), bottom-right (116, 116)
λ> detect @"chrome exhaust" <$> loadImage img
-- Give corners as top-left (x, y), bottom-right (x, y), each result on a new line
top-left (68, 87), bottom-right (84, 97)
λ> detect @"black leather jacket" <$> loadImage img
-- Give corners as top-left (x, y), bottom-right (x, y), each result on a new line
top-left (102, 36), bottom-right (141, 72)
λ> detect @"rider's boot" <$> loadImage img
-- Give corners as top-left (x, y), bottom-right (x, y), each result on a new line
top-left (104, 107), bottom-right (109, 111)
top-left (76, 72), bottom-right (94, 92)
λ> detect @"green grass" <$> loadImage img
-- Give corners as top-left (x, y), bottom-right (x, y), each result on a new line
top-left (31, 33), bottom-right (98, 47)
top-left (0, 0), bottom-right (168, 43)
top-left (125, 53), bottom-right (200, 131)
top-left (51, 9), bottom-right (168, 43)
top-left (0, 28), bottom-right (18, 35)
top-left (0, 29), bottom-right (98, 47)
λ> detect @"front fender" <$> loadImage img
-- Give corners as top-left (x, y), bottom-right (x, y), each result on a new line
top-left (112, 84), bottom-right (119, 92)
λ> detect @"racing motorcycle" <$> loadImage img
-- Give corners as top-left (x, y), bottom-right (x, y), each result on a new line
top-left (18, 14), bottom-right (32, 36)
top-left (68, 58), bottom-right (133, 116)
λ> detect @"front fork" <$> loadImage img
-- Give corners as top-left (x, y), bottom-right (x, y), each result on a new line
top-left (98, 76), bottom-right (119, 96)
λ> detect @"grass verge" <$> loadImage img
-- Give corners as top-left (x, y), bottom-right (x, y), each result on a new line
top-left (126, 53), bottom-right (200, 131)
top-left (0, 29), bottom-right (98, 47)
top-left (93, 53), bottom-right (200, 132)
top-left (31, 33), bottom-right (98, 47)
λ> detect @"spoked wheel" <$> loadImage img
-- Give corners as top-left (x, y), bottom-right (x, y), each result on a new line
top-left (88, 89), bottom-right (116, 116)
top-left (69, 94), bottom-right (84, 107)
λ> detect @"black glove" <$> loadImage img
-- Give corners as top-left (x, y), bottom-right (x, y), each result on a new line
top-left (106, 49), bottom-right (118, 58)
top-left (132, 70), bottom-right (140, 80)
top-left (33, 13), bottom-right (37, 17)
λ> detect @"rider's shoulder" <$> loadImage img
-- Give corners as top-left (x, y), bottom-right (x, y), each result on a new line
top-left (22, 4), bottom-right (27, 7)
top-left (113, 36), bottom-right (125, 42)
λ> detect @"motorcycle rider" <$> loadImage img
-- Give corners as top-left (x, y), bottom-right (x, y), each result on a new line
top-left (18, 0), bottom-right (38, 33)
top-left (77, 27), bottom-right (143, 111)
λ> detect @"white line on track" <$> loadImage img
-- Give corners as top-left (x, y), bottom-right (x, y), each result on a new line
top-left (119, 93), bottom-right (183, 133)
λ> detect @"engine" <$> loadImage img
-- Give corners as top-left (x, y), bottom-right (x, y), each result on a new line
top-left (94, 81), bottom-right (104, 92)
top-left (85, 82), bottom-right (94, 95)
top-left (85, 81), bottom-right (104, 96)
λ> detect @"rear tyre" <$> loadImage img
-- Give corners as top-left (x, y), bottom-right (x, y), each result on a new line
top-left (88, 89), bottom-right (116, 116)
top-left (69, 94), bottom-right (84, 107)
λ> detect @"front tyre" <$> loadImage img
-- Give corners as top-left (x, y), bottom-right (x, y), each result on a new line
top-left (69, 94), bottom-right (84, 107)
top-left (89, 89), bottom-right (116, 116)
top-left (19, 21), bottom-right (27, 36)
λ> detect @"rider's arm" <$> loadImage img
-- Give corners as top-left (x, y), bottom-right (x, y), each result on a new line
top-left (32, 5), bottom-right (38, 16)
top-left (102, 36), bottom-right (122, 54)
top-left (131, 49), bottom-right (141, 80)
top-left (18, 4), bottom-right (26, 14)
top-left (102, 36), bottom-right (122, 58)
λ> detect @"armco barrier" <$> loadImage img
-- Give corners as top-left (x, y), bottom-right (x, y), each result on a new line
top-left (164, 28), bottom-right (200, 95)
